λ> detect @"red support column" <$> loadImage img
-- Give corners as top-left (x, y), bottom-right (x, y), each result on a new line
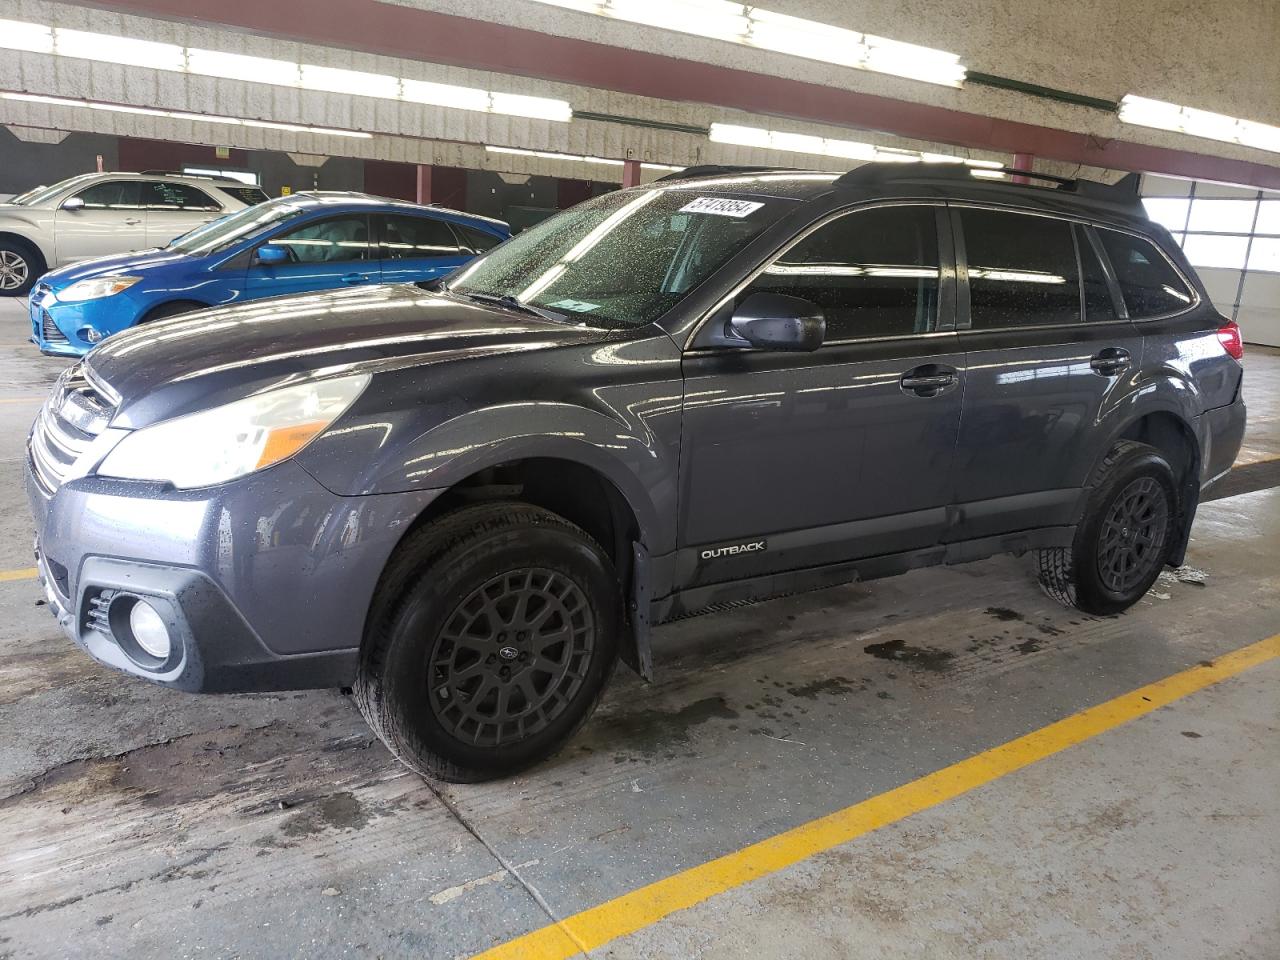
top-left (415, 164), bottom-right (432, 204)
top-left (1011, 152), bottom-right (1035, 184)
top-left (622, 159), bottom-right (642, 188)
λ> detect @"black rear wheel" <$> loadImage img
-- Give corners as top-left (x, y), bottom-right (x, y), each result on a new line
top-left (356, 503), bottom-right (620, 782)
top-left (1038, 441), bottom-right (1178, 615)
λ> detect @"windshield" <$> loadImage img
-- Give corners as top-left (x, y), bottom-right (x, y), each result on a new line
top-left (9, 173), bottom-right (101, 207)
top-left (447, 187), bottom-right (793, 328)
top-left (166, 198), bottom-right (307, 254)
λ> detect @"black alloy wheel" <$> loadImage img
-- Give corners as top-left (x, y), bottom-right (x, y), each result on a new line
top-left (1095, 476), bottom-right (1170, 594)
top-left (429, 568), bottom-right (596, 747)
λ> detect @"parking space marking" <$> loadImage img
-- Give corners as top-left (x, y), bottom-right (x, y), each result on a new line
top-left (471, 632), bottom-right (1280, 960)
top-left (0, 396), bottom-right (44, 404)
top-left (0, 567), bottom-right (37, 582)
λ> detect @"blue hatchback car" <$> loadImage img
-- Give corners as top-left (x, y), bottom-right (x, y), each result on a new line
top-left (29, 192), bottom-right (509, 356)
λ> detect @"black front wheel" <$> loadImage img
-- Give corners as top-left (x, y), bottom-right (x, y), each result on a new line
top-left (1038, 441), bottom-right (1178, 615)
top-left (356, 503), bottom-right (620, 782)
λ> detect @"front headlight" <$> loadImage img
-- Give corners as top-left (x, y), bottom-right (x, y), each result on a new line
top-left (97, 374), bottom-right (371, 488)
top-left (57, 276), bottom-right (143, 303)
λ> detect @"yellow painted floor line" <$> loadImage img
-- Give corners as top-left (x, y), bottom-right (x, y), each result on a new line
top-left (0, 567), bottom-right (37, 582)
top-left (472, 632), bottom-right (1280, 960)
top-left (0, 396), bottom-right (44, 404)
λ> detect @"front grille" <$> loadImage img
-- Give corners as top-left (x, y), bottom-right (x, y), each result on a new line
top-left (42, 309), bottom-right (68, 344)
top-left (28, 365), bottom-right (118, 494)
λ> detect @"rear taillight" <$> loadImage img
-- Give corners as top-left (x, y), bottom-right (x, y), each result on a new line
top-left (1217, 321), bottom-right (1244, 361)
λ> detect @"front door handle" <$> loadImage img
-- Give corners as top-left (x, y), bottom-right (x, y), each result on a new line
top-left (341, 273), bottom-right (372, 284)
top-left (900, 364), bottom-right (958, 397)
top-left (123, 217), bottom-right (142, 226)
top-left (1090, 347), bottom-right (1131, 376)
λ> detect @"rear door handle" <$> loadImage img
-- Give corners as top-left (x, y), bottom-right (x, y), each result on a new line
top-left (341, 273), bottom-right (372, 284)
top-left (900, 364), bottom-right (958, 397)
top-left (1090, 347), bottom-right (1131, 376)
top-left (123, 217), bottom-right (142, 226)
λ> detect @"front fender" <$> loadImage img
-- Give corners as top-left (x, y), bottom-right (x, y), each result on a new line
top-left (0, 221), bottom-right (53, 266)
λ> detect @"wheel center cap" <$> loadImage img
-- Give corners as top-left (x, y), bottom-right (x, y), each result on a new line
top-left (498, 645), bottom-right (519, 661)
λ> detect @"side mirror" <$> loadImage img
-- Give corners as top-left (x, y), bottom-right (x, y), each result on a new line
top-left (60, 196), bottom-right (85, 212)
top-left (728, 292), bottom-right (825, 352)
top-left (255, 244), bottom-right (289, 266)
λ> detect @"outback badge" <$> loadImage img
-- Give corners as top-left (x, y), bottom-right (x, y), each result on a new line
top-left (700, 539), bottom-right (768, 561)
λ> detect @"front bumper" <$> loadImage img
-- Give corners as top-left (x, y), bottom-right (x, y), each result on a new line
top-left (28, 284), bottom-right (139, 357)
top-left (27, 457), bottom-right (441, 692)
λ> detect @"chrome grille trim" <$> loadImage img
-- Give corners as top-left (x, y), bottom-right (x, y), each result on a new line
top-left (27, 366), bottom-right (119, 494)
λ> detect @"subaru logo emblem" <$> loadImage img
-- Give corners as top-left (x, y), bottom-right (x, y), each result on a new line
top-left (499, 646), bottom-right (518, 661)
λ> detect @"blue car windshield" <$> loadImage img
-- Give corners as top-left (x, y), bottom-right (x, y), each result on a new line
top-left (166, 200), bottom-right (308, 255)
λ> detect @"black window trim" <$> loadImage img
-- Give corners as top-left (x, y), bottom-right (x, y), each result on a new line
top-left (948, 200), bottom-right (1199, 332)
top-left (686, 199), bottom-right (957, 353)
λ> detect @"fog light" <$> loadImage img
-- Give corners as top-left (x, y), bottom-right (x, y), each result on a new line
top-left (78, 326), bottom-right (103, 344)
top-left (129, 600), bottom-right (171, 660)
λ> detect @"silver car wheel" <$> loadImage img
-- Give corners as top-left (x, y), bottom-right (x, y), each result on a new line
top-left (0, 250), bottom-right (29, 291)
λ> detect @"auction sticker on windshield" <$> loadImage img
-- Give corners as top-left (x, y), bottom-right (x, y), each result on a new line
top-left (679, 197), bottom-right (765, 218)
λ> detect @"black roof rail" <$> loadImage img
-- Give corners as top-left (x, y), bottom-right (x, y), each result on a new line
top-left (834, 163), bottom-right (1144, 210)
top-left (139, 169), bottom-right (242, 183)
top-left (653, 164), bottom-right (794, 182)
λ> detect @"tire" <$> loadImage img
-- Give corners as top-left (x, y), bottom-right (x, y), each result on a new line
top-left (0, 239), bottom-right (43, 297)
top-left (1038, 441), bottom-right (1178, 616)
top-left (355, 502), bottom-right (621, 783)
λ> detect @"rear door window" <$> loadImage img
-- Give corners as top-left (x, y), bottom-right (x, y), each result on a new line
top-left (144, 182), bottom-right (221, 211)
top-left (376, 215), bottom-right (464, 259)
top-left (458, 224), bottom-right (503, 253)
top-left (746, 204), bottom-right (942, 340)
top-left (958, 208), bottom-right (1080, 328)
top-left (1095, 228), bottom-right (1194, 318)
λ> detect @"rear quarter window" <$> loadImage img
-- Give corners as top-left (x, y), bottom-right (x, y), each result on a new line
top-left (220, 186), bottom-right (270, 206)
top-left (1095, 228), bottom-right (1194, 318)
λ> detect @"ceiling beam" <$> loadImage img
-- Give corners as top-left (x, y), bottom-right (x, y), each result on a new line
top-left (83, 0), bottom-right (1280, 189)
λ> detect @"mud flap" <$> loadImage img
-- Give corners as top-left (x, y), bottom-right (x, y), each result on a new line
top-left (621, 540), bottom-right (653, 682)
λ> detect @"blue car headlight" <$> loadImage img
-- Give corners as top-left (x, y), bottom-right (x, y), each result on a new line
top-left (57, 276), bottom-right (143, 303)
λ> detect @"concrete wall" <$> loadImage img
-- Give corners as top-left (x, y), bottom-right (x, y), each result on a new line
top-left (0, 126), bottom-right (116, 194)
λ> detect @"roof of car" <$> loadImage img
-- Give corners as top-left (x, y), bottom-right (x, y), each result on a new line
top-left (275, 191), bottom-right (508, 229)
top-left (654, 162), bottom-right (1148, 225)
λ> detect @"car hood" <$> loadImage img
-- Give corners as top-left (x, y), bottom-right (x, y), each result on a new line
top-left (43, 248), bottom-right (190, 286)
top-left (86, 284), bottom-right (608, 429)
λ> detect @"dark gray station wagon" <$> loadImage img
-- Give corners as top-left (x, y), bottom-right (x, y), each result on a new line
top-left (28, 163), bottom-right (1246, 781)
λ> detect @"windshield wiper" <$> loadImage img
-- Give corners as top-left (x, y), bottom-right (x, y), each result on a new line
top-left (458, 291), bottom-right (567, 323)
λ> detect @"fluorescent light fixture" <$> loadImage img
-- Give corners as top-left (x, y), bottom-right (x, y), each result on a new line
top-left (1119, 94), bottom-right (1280, 155)
top-left (299, 65), bottom-right (400, 99)
top-left (0, 18), bottom-right (54, 53)
top-left (56, 28), bottom-right (184, 71)
top-left (401, 78), bottom-right (491, 112)
top-left (709, 122), bottom-right (999, 170)
top-left (485, 146), bottom-right (682, 170)
top-left (0, 92), bottom-right (372, 138)
top-left (187, 49), bottom-right (301, 86)
top-left (0, 16), bottom-right (573, 123)
top-left (530, 0), bottom-right (965, 87)
top-left (489, 92), bottom-right (575, 122)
